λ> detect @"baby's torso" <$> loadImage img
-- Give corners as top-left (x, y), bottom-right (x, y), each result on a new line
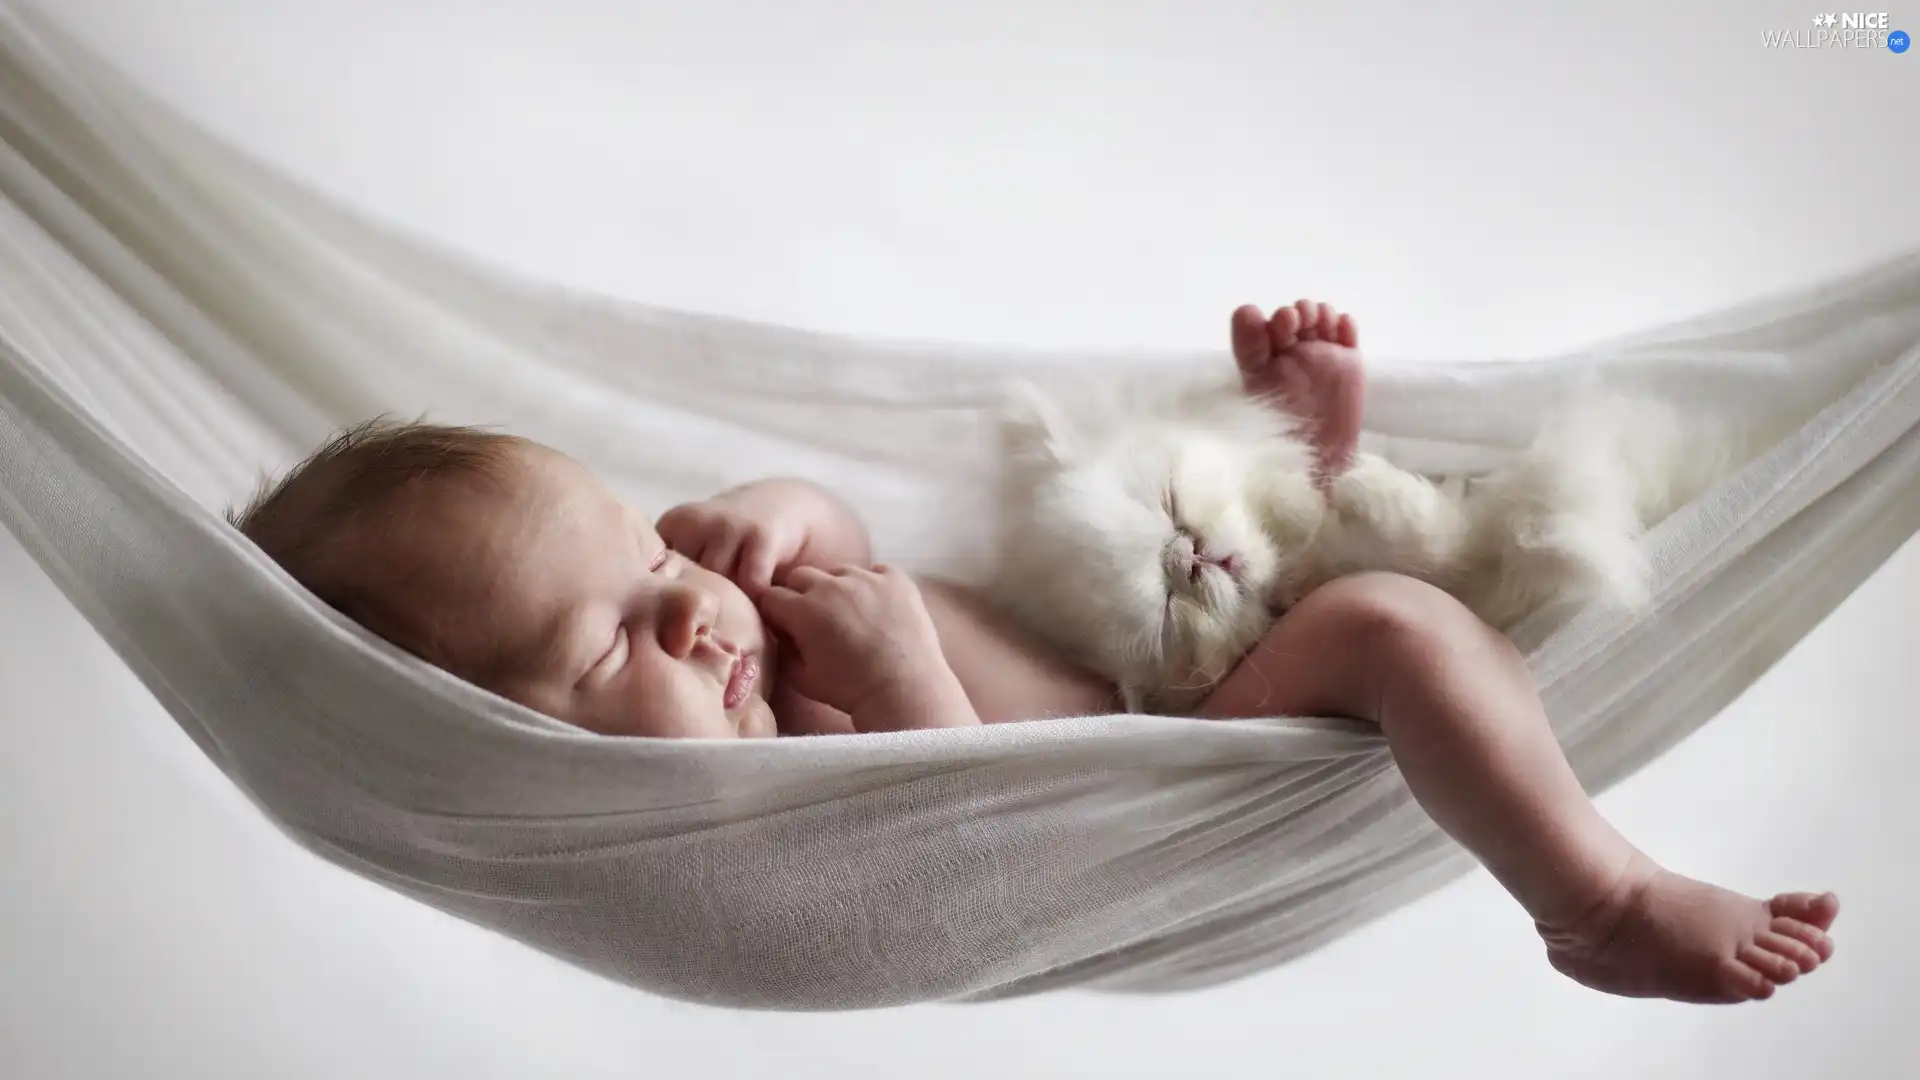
top-left (913, 577), bottom-right (1119, 725)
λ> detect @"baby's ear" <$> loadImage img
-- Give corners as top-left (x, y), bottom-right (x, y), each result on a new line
top-left (998, 379), bottom-right (1080, 465)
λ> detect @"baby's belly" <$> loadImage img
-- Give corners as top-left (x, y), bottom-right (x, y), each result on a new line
top-left (916, 577), bottom-right (1123, 723)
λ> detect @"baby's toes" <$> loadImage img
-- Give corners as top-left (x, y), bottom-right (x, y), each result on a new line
top-left (1737, 944), bottom-right (1799, 986)
top-left (1759, 929), bottom-right (1825, 972)
top-left (1720, 956), bottom-right (1779, 1001)
top-left (1770, 916), bottom-right (1835, 961)
top-left (1335, 311), bottom-right (1359, 348)
top-left (1267, 304), bottom-right (1302, 350)
top-left (1770, 891), bottom-right (1840, 931)
top-left (1232, 306), bottom-right (1272, 372)
top-left (1292, 298), bottom-right (1319, 340)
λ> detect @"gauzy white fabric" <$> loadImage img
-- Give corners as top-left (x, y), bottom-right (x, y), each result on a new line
top-left (0, 5), bottom-right (1917, 1011)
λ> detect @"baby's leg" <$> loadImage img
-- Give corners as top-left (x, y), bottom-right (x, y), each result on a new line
top-left (916, 577), bottom-right (1121, 724)
top-left (1197, 572), bottom-right (1838, 1004)
top-left (1232, 298), bottom-right (1366, 480)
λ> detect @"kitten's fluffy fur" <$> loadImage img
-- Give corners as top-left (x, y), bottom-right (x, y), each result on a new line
top-left (987, 373), bottom-right (1747, 715)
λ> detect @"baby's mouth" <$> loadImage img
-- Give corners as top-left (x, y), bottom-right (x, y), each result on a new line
top-left (723, 653), bottom-right (759, 710)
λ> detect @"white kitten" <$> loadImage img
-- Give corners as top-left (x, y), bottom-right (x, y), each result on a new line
top-left (987, 372), bottom-right (1744, 715)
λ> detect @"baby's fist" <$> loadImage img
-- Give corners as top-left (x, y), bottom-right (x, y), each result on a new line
top-left (657, 497), bottom-right (804, 595)
top-left (756, 565), bottom-right (948, 718)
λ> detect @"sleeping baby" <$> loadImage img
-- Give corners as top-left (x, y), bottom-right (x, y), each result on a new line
top-left (233, 298), bottom-right (1839, 1007)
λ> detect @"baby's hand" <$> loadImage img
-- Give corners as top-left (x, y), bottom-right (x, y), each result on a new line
top-left (657, 486), bottom-right (812, 596)
top-left (758, 566), bottom-right (968, 727)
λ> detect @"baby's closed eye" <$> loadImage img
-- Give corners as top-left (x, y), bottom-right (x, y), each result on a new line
top-left (571, 625), bottom-right (629, 690)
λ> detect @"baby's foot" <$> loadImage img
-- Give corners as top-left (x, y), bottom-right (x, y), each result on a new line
top-left (1538, 853), bottom-right (1839, 1004)
top-left (1231, 299), bottom-right (1366, 482)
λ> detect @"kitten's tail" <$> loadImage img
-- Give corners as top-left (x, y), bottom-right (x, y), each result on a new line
top-left (1549, 393), bottom-right (1777, 527)
top-left (1470, 394), bottom-right (1777, 625)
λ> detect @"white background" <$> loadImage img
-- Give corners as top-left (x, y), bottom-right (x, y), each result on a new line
top-left (2, 1), bottom-right (1916, 1076)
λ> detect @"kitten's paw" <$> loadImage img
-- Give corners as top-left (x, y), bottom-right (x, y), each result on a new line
top-left (1323, 456), bottom-right (1472, 576)
top-left (1329, 456), bottom-right (1458, 533)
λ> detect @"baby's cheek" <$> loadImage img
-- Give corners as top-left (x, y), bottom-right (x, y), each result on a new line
top-left (731, 599), bottom-right (777, 669)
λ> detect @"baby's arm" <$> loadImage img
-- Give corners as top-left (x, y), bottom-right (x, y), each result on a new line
top-left (755, 478), bottom-right (874, 578)
top-left (658, 477), bottom-right (873, 591)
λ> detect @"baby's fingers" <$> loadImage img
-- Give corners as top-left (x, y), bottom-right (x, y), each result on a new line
top-left (784, 565), bottom-right (840, 589)
top-left (696, 524), bottom-right (748, 579)
top-left (655, 504), bottom-right (709, 556)
top-left (732, 529), bottom-right (781, 594)
top-left (755, 588), bottom-right (793, 637)
top-left (757, 595), bottom-right (814, 668)
top-left (756, 584), bottom-right (810, 631)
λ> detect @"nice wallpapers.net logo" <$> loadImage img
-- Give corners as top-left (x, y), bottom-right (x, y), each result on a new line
top-left (1762, 12), bottom-right (1909, 50)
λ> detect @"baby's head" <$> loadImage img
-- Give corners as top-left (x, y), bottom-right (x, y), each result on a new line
top-left (231, 420), bottom-right (778, 738)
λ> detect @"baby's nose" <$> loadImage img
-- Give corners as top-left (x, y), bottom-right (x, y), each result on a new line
top-left (699, 628), bottom-right (738, 657)
top-left (659, 583), bottom-right (722, 656)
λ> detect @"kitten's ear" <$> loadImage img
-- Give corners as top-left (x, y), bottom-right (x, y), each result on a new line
top-left (998, 378), bottom-right (1079, 465)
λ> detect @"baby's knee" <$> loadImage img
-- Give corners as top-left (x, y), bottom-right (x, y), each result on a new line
top-left (1292, 572), bottom-right (1468, 656)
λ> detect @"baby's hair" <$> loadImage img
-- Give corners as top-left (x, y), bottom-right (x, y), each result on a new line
top-left (228, 416), bottom-right (531, 671)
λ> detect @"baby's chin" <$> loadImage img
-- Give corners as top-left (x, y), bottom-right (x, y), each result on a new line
top-left (736, 695), bottom-right (781, 739)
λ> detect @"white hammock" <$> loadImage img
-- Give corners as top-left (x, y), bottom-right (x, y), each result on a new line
top-left (1, 5), bottom-right (1917, 1010)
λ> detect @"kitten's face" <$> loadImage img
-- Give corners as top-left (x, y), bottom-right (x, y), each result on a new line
top-left (1136, 435), bottom-right (1288, 709)
top-left (998, 381), bottom-right (1325, 714)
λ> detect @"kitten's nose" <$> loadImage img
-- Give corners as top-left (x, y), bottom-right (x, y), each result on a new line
top-left (1185, 532), bottom-right (1238, 581)
top-left (1188, 549), bottom-right (1236, 582)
